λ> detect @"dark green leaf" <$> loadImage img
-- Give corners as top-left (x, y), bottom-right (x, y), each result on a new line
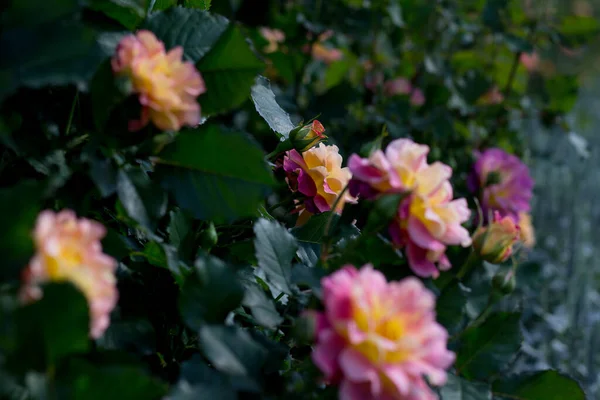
top-left (291, 212), bottom-right (336, 244)
top-left (0, 22), bottom-right (104, 101)
top-left (97, 319), bottom-right (156, 355)
top-left (138, 242), bottom-right (191, 285)
top-left (0, 181), bottom-right (42, 281)
top-left (198, 26), bottom-right (264, 115)
top-left (183, 0), bottom-right (212, 10)
top-left (504, 33), bottom-right (533, 53)
top-left (559, 15), bottom-right (600, 36)
top-left (492, 370), bottom-right (585, 400)
top-left (144, 7), bottom-right (228, 62)
top-left (90, 60), bottom-right (127, 131)
top-left (198, 325), bottom-right (267, 379)
top-left (116, 167), bottom-right (167, 231)
top-left (238, 270), bottom-right (282, 329)
top-left (156, 125), bottom-right (273, 224)
top-left (179, 254), bottom-right (244, 328)
top-left (1, 0), bottom-right (80, 28)
top-left (168, 208), bottom-right (192, 249)
top-left (253, 218), bottom-right (298, 295)
top-left (456, 312), bottom-right (522, 380)
top-left (89, 0), bottom-right (149, 30)
top-left (170, 383), bottom-right (235, 400)
top-left (440, 373), bottom-right (492, 400)
top-left (251, 76), bottom-right (295, 139)
top-left (56, 357), bottom-right (167, 399)
top-left (437, 281), bottom-right (468, 336)
top-left (15, 283), bottom-right (89, 369)
top-left (152, 0), bottom-right (177, 11)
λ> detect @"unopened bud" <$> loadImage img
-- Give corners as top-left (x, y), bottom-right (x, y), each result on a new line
top-left (289, 120), bottom-right (327, 152)
top-left (472, 212), bottom-right (520, 264)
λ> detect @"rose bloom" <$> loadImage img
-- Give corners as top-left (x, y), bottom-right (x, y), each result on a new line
top-left (20, 210), bottom-right (118, 339)
top-left (467, 148), bottom-right (534, 223)
top-left (284, 143), bottom-right (356, 225)
top-left (472, 211), bottom-right (520, 264)
top-left (112, 30), bottom-right (206, 132)
top-left (349, 139), bottom-right (471, 278)
top-left (311, 264), bottom-right (455, 400)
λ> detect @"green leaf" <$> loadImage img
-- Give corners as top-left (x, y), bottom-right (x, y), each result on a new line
top-left (168, 208), bottom-right (192, 249)
top-left (253, 218), bottom-right (298, 295)
top-left (0, 22), bottom-right (104, 101)
top-left (559, 15), bottom-right (600, 36)
top-left (238, 270), bottom-right (282, 329)
top-left (251, 76), bottom-right (295, 139)
top-left (155, 125), bottom-right (273, 224)
top-left (89, 0), bottom-right (149, 30)
top-left (138, 242), bottom-right (191, 285)
top-left (456, 312), bottom-right (522, 380)
top-left (179, 254), bottom-right (244, 329)
top-left (15, 283), bottom-right (89, 369)
top-left (170, 383), bottom-right (235, 400)
top-left (1, 0), bottom-right (81, 28)
top-left (491, 370), bottom-right (585, 400)
top-left (198, 26), bottom-right (264, 115)
top-left (183, 0), bottom-right (212, 10)
top-left (364, 193), bottom-right (406, 233)
top-left (116, 167), bottom-right (167, 231)
top-left (90, 60), bottom-right (128, 131)
top-left (0, 181), bottom-right (42, 281)
top-left (440, 373), bottom-right (492, 400)
top-left (198, 325), bottom-right (267, 379)
top-left (436, 281), bottom-right (468, 336)
top-left (144, 7), bottom-right (228, 63)
top-left (56, 357), bottom-right (167, 398)
top-left (152, 0), bottom-right (177, 11)
top-left (291, 212), bottom-right (336, 244)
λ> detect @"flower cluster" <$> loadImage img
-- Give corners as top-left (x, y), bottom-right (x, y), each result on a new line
top-left (20, 210), bottom-right (118, 339)
top-left (284, 142), bottom-right (355, 225)
top-left (349, 139), bottom-right (472, 278)
top-left (312, 264), bottom-right (454, 400)
top-left (112, 30), bottom-right (206, 132)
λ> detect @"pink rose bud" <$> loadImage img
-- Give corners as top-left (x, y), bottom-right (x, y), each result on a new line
top-left (473, 212), bottom-right (520, 264)
top-left (289, 120), bottom-right (327, 152)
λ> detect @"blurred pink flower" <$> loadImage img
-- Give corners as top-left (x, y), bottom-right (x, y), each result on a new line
top-left (467, 148), bottom-right (534, 223)
top-left (20, 210), bottom-right (118, 339)
top-left (383, 78), bottom-right (425, 106)
top-left (284, 143), bottom-right (356, 224)
top-left (260, 27), bottom-right (285, 53)
top-left (520, 52), bottom-right (539, 72)
top-left (112, 30), bottom-right (206, 132)
top-left (349, 139), bottom-right (471, 277)
top-left (312, 264), bottom-right (455, 399)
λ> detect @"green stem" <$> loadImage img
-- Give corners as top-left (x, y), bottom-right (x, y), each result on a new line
top-left (64, 90), bottom-right (79, 136)
top-left (268, 197), bottom-right (295, 213)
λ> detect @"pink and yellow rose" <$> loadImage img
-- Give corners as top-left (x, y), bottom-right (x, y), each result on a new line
top-left (112, 30), bottom-right (206, 132)
top-left (311, 264), bottom-right (454, 399)
top-left (20, 210), bottom-right (118, 339)
top-left (349, 139), bottom-right (472, 278)
top-left (284, 143), bottom-right (355, 224)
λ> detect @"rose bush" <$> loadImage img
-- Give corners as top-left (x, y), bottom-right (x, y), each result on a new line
top-left (0, 0), bottom-right (593, 399)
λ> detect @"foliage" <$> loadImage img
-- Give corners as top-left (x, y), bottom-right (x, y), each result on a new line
top-left (0, 0), bottom-right (595, 398)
